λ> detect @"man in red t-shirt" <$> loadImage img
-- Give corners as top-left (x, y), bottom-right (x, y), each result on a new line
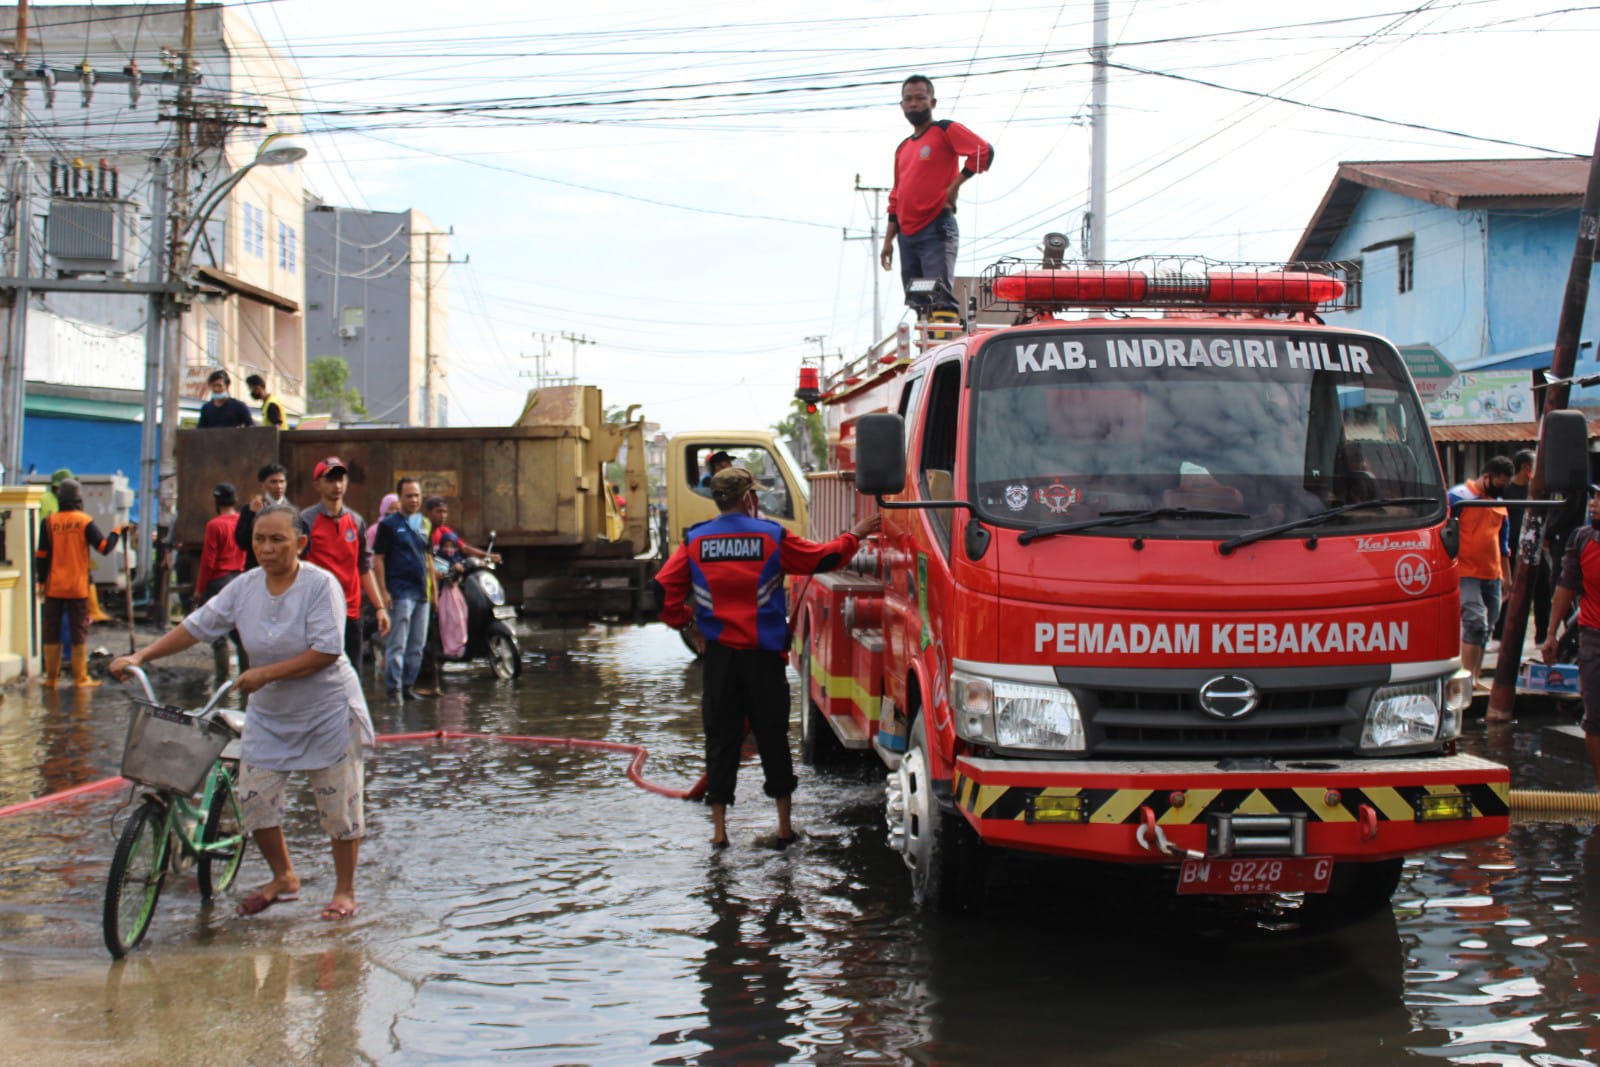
top-left (879, 74), bottom-right (993, 314)
top-left (300, 457), bottom-right (388, 667)
top-left (195, 482), bottom-right (249, 676)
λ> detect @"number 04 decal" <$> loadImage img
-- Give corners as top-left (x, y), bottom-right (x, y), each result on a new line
top-left (1395, 553), bottom-right (1431, 596)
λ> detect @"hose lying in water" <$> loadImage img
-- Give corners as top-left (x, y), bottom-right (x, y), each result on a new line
top-left (1508, 788), bottom-right (1600, 814)
top-left (0, 729), bottom-right (707, 819)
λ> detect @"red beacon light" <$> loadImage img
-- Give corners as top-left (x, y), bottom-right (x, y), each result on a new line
top-left (992, 266), bottom-right (1345, 309)
top-left (796, 365), bottom-right (823, 409)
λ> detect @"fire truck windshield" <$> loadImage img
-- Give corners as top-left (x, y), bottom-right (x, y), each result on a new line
top-left (970, 327), bottom-right (1445, 537)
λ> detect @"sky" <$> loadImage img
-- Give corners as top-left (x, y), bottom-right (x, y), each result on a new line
top-left (109, 0), bottom-right (1600, 433)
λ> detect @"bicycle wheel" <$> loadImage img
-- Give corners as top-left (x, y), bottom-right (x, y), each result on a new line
top-left (103, 799), bottom-right (169, 958)
top-left (197, 766), bottom-right (246, 900)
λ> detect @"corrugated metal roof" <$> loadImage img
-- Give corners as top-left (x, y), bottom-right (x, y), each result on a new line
top-left (1292, 157), bottom-right (1590, 261)
top-left (1339, 159), bottom-right (1590, 207)
top-left (1429, 414), bottom-right (1600, 443)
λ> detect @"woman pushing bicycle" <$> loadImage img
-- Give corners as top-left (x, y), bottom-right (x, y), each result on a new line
top-left (111, 501), bottom-right (374, 922)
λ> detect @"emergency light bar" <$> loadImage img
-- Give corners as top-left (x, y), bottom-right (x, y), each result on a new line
top-left (982, 256), bottom-right (1358, 314)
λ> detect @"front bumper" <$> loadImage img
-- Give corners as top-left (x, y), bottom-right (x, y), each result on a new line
top-left (952, 753), bottom-right (1509, 863)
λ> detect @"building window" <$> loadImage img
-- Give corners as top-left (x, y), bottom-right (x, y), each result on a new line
top-left (1346, 257), bottom-right (1363, 309)
top-left (205, 318), bottom-right (220, 363)
top-left (1396, 238), bottom-right (1414, 294)
top-left (242, 203), bottom-right (265, 257)
top-left (417, 385), bottom-right (427, 426)
top-left (437, 395), bottom-right (448, 428)
top-left (278, 221), bottom-right (297, 272)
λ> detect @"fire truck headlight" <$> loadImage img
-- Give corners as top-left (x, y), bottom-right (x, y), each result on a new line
top-left (949, 670), bottom-right (996, 744)
top-left (992, 681), bottom-right (1085, 752)
top-left (1360, 680), bottom-right (1444, 751)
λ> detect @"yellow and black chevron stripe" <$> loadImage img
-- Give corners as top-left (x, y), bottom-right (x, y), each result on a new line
top-left (953, 775), bottom-right (1511, 824)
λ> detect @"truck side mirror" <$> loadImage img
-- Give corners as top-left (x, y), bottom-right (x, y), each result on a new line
top-left (854, 414), bottom-right (906, 496)
top-left (1538, 409), bottom-right (1590, 500)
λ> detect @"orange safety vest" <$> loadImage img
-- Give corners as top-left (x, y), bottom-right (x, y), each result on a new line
top-left (38, 510), bottom-right (102, 599)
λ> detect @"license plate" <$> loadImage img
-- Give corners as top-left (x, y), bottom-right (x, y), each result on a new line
top-left (1178, 856), bottom-right (1333, 896)
top-left (492, 605), bottom-right (518, 620)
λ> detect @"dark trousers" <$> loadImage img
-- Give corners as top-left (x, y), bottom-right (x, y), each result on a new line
top-left (344, 616), bottom-right (363, 670)
top-left (41, 597), bottom-right (89, 647)
top-left (1495, 549), bottom-right (1555, 642)
top-left (701, 642), bottom-right (797, 807)
top-left (203, 574), bottom-right (248, 668)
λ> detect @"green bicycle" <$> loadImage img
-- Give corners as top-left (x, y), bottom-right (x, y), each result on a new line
top-left (102, 666), bottom-right (249, 958)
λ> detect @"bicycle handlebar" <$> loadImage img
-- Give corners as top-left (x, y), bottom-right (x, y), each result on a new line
top-left (122, 663), bottom-right (235, 722)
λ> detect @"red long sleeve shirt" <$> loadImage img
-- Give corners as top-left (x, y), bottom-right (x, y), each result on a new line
top-left (887, 120), bottom-right (995, 238)
top-left (655, 513), bottom-right (861, 652)
top-left (195, 512), bottom-right (246, 595)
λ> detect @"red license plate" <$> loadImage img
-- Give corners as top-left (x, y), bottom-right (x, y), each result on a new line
top-left (1177, 856), bottom-right (1334, 896)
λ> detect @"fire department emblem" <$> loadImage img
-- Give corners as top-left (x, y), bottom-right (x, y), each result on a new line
top-left (1004, 484), bottom-right (1030, 511)
top-left (1035, 482), bottom-right (1080, 515)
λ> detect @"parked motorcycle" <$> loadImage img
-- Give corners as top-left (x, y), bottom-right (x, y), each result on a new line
top-left (438, 532), bottom-right (522, 680)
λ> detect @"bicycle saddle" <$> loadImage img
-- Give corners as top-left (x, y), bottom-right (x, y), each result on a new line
top-left (217, 709), bottom-right (246, 736)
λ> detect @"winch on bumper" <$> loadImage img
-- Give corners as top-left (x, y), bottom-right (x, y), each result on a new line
top-left (950, 753), bottom-right (1509, 863)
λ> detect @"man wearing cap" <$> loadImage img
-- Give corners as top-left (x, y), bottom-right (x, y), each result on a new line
top-left (301, 457), bottom-right (388, 667)
top-left (35, 478), bottom-right (121, 687)
top-left (697, 451), bottom-right (734, 493)
top-left (194, 482), bottom-right (250, 676)
top-left (1544, 489), bottom-right (1600, 785)
top-left (196, 368), bottom-right (254, 428)
top-left (246, 374), bottom-right (286, 429)
top-left (655, 466), bottom-right (880, 849)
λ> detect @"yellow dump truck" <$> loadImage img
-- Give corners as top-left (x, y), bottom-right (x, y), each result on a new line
top-left (175, 385), bottom-right (655, 620)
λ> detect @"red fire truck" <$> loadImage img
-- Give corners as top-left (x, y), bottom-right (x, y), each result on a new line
top-left (793, 256), bottom-right (1581, 915)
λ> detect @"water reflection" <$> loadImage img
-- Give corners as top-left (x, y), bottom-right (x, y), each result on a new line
top-left (4, 628), bottom-right (1600, 1063)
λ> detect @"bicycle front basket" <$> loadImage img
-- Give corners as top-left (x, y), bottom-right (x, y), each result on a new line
top-left (120, 701), bottom-right (232, 794)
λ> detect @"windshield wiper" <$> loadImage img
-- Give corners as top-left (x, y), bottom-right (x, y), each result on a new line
top-left (1017, 506), bottom-right (1249, 545)
top-left (1218, 497), bottom-right (1437, 555)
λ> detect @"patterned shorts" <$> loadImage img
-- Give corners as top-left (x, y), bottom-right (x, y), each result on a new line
top-left (238, 736), bottom-right (365, 841)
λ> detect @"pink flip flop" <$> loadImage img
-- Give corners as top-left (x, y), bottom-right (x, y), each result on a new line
top-left (319, 901), bottom-right (359, 921)
top-left (236, 891), bottom-right (298, 916)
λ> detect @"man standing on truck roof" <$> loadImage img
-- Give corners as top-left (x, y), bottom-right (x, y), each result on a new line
top-left (879, 74), bottom-right (994, 314)
top-left (301, 457), bottom-right (388, 667)
top-left (1541, 488), bottom-right (1600, 784)
top-left (655, 467), bottom-right (880, 850)
top-left (1449, 455), bottom-right (1513, 696)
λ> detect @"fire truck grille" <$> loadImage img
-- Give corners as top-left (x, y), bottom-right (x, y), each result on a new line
top-left (1087, 686), bottom-right (1359, 757)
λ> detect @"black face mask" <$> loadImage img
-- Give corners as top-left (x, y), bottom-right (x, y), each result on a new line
top-left (904, 108), bottom-right (932, 127)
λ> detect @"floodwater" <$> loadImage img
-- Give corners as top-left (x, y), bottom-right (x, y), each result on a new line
top-left (2, 625), bottom-right (1600, 1065)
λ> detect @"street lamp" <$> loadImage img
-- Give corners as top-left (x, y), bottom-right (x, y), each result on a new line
top-left (184, 132), bottom-right (307, 246)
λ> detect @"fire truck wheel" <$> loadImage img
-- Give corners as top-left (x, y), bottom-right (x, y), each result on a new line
top-left (1303, 858), bottom-right (1404, 923)
top-left (889, 716), bottom-right (987, 912)
top-left (799, 639), bottom-right (846, 766)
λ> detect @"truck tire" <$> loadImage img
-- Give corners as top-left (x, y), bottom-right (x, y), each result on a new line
top-left (886, 715), bottom-right (987, 912)
top-left (799, 639), bottom-right (846, 766)
top-left (1303, 858), bottom-right (1404, 923)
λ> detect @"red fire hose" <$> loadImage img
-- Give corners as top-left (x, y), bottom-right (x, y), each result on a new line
top-left (0, 729), bottom-right (707, 819)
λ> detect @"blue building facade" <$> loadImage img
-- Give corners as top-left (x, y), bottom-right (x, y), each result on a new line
top-left (1292, 159), bottom-right (1599, 477)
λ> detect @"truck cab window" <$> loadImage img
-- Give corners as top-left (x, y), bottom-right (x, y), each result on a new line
top-left (919, 361), bottom-right (962, 544)
top-left (683, 442), bottom-right (796, 519)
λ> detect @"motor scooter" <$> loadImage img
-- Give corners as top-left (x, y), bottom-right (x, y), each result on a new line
top-left (439, 532), bottom-right (522, 679)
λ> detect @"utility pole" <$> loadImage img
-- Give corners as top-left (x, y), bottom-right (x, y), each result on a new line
top-left (561, 330), bottom-right (595, 382)
top-left (1086, 0), bottom-right (1110, 261)
top-left (135, 162), bottom-right (168, 589)
top-left (0, 0), bottom-right (29, 480)
top-left (1487, 117), bottom-right (1600, 718)
top-left (846, 175), bottom-right (889, 347)
top-left (157, 0), bottom-right (197, 530)
top-left (414, 226), bottom-right (464, 427)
